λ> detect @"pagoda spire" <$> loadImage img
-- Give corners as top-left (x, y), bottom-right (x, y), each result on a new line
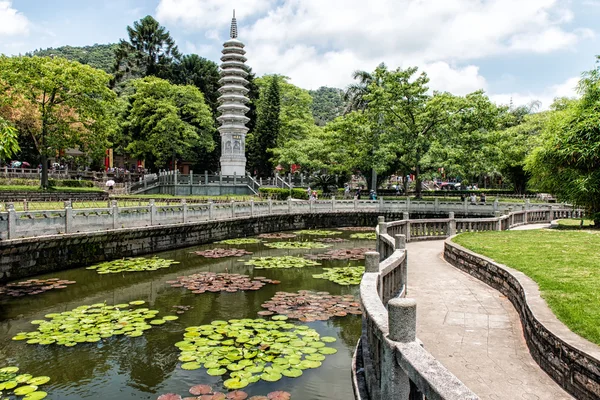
top-left (230, 10), bottom-right (238, 39)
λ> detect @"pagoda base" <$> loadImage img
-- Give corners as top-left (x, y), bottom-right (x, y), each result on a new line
top-left (220, 159), bottom-right (246, 177)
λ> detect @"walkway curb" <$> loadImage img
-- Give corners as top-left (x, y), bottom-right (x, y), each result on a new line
top-left (444, 238), bottom-right (600, 400)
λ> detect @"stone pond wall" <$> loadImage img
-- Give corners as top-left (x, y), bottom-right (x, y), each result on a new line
top-left (444, 240), bottom-right (600, 400)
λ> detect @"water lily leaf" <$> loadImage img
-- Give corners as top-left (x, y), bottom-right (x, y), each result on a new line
top-left (89, 257), bottom-right (179, 274)
top-left (223, 378), bottom-right (249, 390)
top-left (150, 320), bottom-right (166, 325)
top-left (206, 368), bottom-right (227, 376)
top-left (281, 368), bottom-right (303, 378)
top-left (267, 392), bottom-right (292, 400)
top-left (0, 367), bottom-right (19, 374)
top-left (217, 238), bottom-right (262, 245)
top-left (260, 372), bottom-right (282, 382)
top-left (263, 242), bottom-right (330, 250)
top-left (181, 362), bottom-right (202, 370)
top-left (293, 230), bottom-right (342, 236)
top-left (189, 384), bottom-right (213, 395)
top-left (320, 336), bottom-right (336, 343)
top-left (226, 390), bottom-right (248, 400)
top-left (0, 381), bottom-right (17, 390)
top-left (157, 394), bottom-right (183, 400)
top-left (350, 232), bottom-right (377, 240)
top-left (319, 347), bottom-right (338, 355)
top-left (163, 316), bottom-right (179, 321)
top-left (14, 385), bottom-right (38, 395)
top-left (23, 391), bottom-right (48, 400)
top-left (129, 300), bottom-right (146, 305)
top-left (15, 374), bottom-right (33, 383)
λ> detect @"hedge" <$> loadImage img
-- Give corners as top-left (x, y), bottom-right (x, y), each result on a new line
top-left (258, 187), bottom-right (323, 200)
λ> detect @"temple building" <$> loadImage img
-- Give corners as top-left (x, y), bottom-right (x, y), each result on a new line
top-left (218, 10), bottom-right (250, 176)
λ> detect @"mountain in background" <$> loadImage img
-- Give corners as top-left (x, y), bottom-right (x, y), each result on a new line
top-left (27, 44), bottom-right (118, 73)
top-left (309, 86), bottom-right (347, 126)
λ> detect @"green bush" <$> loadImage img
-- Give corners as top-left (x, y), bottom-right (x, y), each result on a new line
top-left (259, 187), bottom-right (320, 200)
top-left (48, 179), bottom-right (95, 188)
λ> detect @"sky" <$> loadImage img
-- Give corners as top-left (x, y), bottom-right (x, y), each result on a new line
top-left (1, 0), bottom-right (599, 109)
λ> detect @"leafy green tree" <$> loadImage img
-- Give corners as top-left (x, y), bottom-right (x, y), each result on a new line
top-left (29, 44), bottom-right (118, 73)
top-left (0, 56), bottom-right (116, 188)
top-left (367, 65), bottom-right (465, 197)
top-left (309, 87), bottom-right (347, 126)
top-left (0, 117), bottom-right (20, 163)
top-left (172, 54), bottom-right (222, 172)
top-left (343, 66), bottom-right (384, 113)
top-left (526, 63), bottom-right (600, 224)
top-left (121, 77), bottom-right (215, 169)
top-left (113, 16), bottom-right (181, 85)
top-left (248, 77), bottom-right (280, 176)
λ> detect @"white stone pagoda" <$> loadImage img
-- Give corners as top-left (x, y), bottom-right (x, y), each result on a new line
top-left (218, 10), bottom-right (250, 176)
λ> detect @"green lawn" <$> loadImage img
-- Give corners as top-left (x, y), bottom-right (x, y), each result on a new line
top-left (0, 185), bottom-right (103, 192)
top-left (556, 218), bottom-right (595, 230)
top-left (453, 230), bottom-right (600, 345)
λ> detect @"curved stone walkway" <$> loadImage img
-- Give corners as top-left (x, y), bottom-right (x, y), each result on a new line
top-left (407, 240), bottom-right (572, 400)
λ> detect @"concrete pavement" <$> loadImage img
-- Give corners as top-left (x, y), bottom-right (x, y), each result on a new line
top-left (407, 240), bottom-right (572, 400)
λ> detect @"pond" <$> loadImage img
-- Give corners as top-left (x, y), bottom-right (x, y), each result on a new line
top-left (0, 229), bottom-right (374, 400)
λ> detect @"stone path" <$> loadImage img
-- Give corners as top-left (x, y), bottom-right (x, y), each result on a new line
top-left (407, 240), bottom-right (572, 400)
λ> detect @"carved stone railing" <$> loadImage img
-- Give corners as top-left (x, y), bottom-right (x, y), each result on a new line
top-left (355, 208), bottom-right (585, 400)
top-left (0, 198), bottom-right (576, 240)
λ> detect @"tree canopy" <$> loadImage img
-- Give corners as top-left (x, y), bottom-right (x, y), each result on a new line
top-left (28, 44), bottom-right (118, 73)
top-left (119, 77), bottom-right (215, 169)
top-left (0, 56), bottom-right (116, 187)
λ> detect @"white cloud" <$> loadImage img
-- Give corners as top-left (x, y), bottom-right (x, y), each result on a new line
top-left (156, 0), bottom-right (592, 98)
top-left (0, 1), bottom-right (30, 36)
top-left (490, 76), bottom-right (580, 110)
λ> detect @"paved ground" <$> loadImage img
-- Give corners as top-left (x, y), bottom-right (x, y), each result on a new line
top-left (407, 240), bottom-right (572, 400)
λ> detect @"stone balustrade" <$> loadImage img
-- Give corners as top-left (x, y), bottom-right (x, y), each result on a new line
top-left (0, 198), bottom-right (579, 241)
top-left (354, 208), bottom-right (586, 400)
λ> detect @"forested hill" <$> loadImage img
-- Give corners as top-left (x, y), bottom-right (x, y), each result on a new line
top-left (27, 44), bottom-right (118, 73)
top-left (309, 86), bottom-right (347, 125)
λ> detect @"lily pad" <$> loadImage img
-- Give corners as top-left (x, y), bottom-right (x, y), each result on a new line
top-left (217, 238), bottom-right (262, 245)
top-left (175, 318), bottom-right (337, 385)
top-left (305, 248), bottom-right (372, 261)
top-left (0, 366), bottom-right (50, 399)
top-left (293, 230), bottom-right (342, 236)
top-left (350, 232), bottom-right (377, 240)
top-left (86, 257), bottom-right (179, 274)
top-left (263, 242), bottom-right (330, 250)
top-left (190, 384), bottom-right (213, 395)
top-left (244, 256), bottom-right (321, 270)
top-left (14, 302), bottom-right (171, 346)
top-left (0, 278), bottom-right (75, 297)
top-left (24, 391), bottom-right (48, 400)
top-left (194, 248), bottom-right (253, 258)
top-left (257, 233), bottom-right (297, 239)
top-left (169, 272), bottom-right (278, 294)
top-left (267, 392), bottom-right (291, 400)
top-left (312, 267), bottom-right (365, 285)
top-left (261, 290), bottom-right (361, 321)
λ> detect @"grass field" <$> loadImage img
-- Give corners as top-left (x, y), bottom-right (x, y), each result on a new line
top-left (556, 218), bottom-right (595, 229)
top-left (0, 185), bottom-right (103, 192)
top-left (453, 229), bottom-right (600, 345)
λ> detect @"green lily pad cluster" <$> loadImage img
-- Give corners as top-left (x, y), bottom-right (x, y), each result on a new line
top-left (12, 301), bottom-right (177, 346)
top-left (293, 230), bottom-right (342, 236)
top-left (312, 267), bottom-right (365, 285)
top-left (244, 256), bottom-right (321, 270)
top-left (217, 238), bottom-right (262, 245)
top-left (0, 366), bottom-right (50, 399)
top-left (349, 232), bottom-right (377, 240)
top-left (263, 242), bottom-right (330, 250)
top-left (175, 317), bottom-right (337, 390)
top-left (86, 257), bottom-right (179, 274)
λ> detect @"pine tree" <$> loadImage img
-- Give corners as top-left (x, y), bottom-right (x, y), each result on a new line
top-left (248, 77), bottom-right (280, 176)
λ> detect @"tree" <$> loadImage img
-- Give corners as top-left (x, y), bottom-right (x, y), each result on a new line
top-left (309, 87), bottom-right (347, 126)
top-left (248, 77), bottom-right (281, 176)
top-left (0, 117), bottom-right (19, 163)
top-left (343, 65), bottom-right (385, 113)
top-left (113, 16), bottom-right (181, 85)
top-left (0, 56), bottom-right (116, 188)
top-left (367, 65), bottom-right (465, 197)
top-left (121, 77), bottom-right (215, 169)
top-left (526, 62), bottom-right (600, 224)
top-left (29, 44), bottom-right (118, 73)
top-left (172, 54), bottom-right (222, 172)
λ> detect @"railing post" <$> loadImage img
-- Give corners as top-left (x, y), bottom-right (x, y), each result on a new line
top-left (64, 201), bottom-right (73, 234)
top-left (331, 196), bottom-right (335, 212)
top-left (7, 203), bottom-right (16, 239)
top-left (525, 199), bottom-right (531, 210)
top-left (379, 196), bottom-right (384, 212)
top-left (448, 212), bottom-right (456, 236)
top-left (434, 197), bottom-right (440, 212)
top-left (354, 197), bottom-right (358, 211)
top-left (231, 200), bottom-right (235, 218)
top-left (234, 172), bottom-right (237, 186)
top-left (112, 200), bottom-right (118, 229)
top-left (463, 198), bottom-right (468, 213)
top-left (394, 234), bottom-right (406, 250)
top-left (378, 216), bottom-right (387, 235)
top-left (382, 298), bottom-right (416, 400)
top-left (205, 170), bottom-right (209, 185)
top-left (288, 197), bottom-right (293, 214)
top-left (365, 251), bottom-right (380, 273)
top-left (209, 201), bottom-right (214, 220)
top-left (23, 199), bottom-right (28, 212)
top-left (493, 199), bottom-right (499, 213)
top-left (268, 199), bottom-right (273, 214)
top-left (149, 200), bottom-right (156, 226)
top-left (189, 170), bottom-right (193, 187)
top-left (406, 197), bottom-right (411, 213)
top-left (250, 199), bottom-right (254, 217)
top-left (403, 212), bottom-right (411, 242)
top-left (182, 199), bottom-right (188, 223)
top-left (309, 198), bottom-right (313, 213)
top-left (389, 298), bottom-right (417, 342)
top-left (495, 211), bottom-right (502, 230)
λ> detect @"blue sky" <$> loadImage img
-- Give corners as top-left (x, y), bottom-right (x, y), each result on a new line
top-left (1, 0), bottom-right (599, 108)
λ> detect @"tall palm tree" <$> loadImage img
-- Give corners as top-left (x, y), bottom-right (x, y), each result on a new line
top-left (343, 62), bottom-right (385, 114)
top-left (113, 15), bottom-right (181, 85)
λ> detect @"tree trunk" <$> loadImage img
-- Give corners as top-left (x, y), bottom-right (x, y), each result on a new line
top-left (414, 164), bottom-right (421, 199)
top-left (40, 154), bottom-right (49, 189)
